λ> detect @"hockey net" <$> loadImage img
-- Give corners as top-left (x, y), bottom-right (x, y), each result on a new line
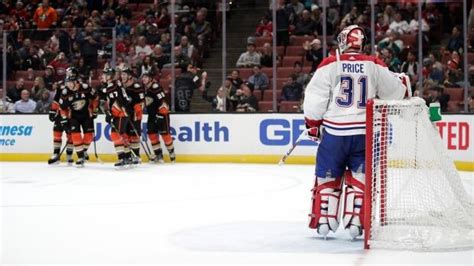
top-left (364, 97), bottom-right (474, 251)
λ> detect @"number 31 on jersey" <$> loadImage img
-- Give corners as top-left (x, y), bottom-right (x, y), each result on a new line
top-left (336, 75), bottom-right (367, 108)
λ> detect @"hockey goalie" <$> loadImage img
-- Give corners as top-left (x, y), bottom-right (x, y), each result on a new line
top-left (303, 25), bottom-right (411, 239)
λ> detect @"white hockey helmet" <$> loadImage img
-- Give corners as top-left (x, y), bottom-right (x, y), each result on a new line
top-left (337, 25), bottom-right (366, 53)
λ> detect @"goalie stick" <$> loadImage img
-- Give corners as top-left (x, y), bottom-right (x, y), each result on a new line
top-left (278, 129), bottom-right (320, 165)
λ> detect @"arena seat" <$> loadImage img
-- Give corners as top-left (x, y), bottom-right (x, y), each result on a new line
top-left (279, 101), bottom-right (300, 112)
top-left (263, 89), bottom-right (282, 101)
top-left (258, 101), bottom-right (274, 112)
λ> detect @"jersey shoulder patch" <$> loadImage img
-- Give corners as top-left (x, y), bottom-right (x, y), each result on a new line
top-left (152, 83), bottom-right (160, 89)
top-left (134, 83), bottom-right (141, 89)
top-left (62, 88), bottom-right (68, 95)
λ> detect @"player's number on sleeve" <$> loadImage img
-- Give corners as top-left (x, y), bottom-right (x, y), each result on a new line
top-left (336, 75), bottom-right (367, 108)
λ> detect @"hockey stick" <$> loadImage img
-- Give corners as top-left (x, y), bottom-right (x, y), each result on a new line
top-left (278, 129), bottom-right (320, 166)
top-left (126, 119), bottom-right (152, 161)
top-left (92, 131), bottom-right (103, 164)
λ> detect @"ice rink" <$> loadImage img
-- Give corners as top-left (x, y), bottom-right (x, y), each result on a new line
top-left (1, 162), bottom-right (473, 265)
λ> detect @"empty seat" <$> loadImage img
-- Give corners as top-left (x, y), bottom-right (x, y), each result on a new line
top-left (258, 101), bottom-right (274, 112)
top-left (444, 87), bottom-right (464, 101)
top-left (238, 68), bottom-right (254, 80)
top-left (400, 34), bottom-right (417, 47)
top-left (276, 67), bottom-right (294, 79)
top-left (253, 89), bottom-right (263, 101)
top-left (160, 68), bottom-right (181, 79)
top-left (281, 56), bottom-right (303, 67)
top-left (286, 46), bottom-right (304, 56)
top-left (291, 36), bottom-right (314, 46)
top-left (256, 46), bottom-right (284, 57)
top-left (279, 101), bottom-right (301, 112)
top-left (255, 37), bottom-right (272, 47)
top-left (263, 89), bottom-right (282, 101)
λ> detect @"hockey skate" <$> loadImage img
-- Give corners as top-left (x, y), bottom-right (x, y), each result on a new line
top-left (114, 159), bottom-right (127, 168)
top-left (66, 153), bottom-right (74, 166)
top-left (131, 156), bottom-right (141, 165)
top-left (84, 151), bottom-right (90, 161)
top-left (169, 149), bottom-right (176, 163)
top-left (47, 154), bottom-right (60, 165)
top-left (150, 149), bottom-right (164, 164)
top-left (75, 158), bottom-right (85, 168)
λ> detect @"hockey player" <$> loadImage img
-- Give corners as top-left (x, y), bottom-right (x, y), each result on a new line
top-left (120, 67), bottom-right (145, 164)
top-left (99, 67), bottom-right (133, 167)
top-left (303, 25), bottom-right (410, 239)
top-left (47, 67), bottom-right (78, 165)
top-left (58, 75), bottom-right (99, 167)
top-left (141, 71), bottom-right (176, 163)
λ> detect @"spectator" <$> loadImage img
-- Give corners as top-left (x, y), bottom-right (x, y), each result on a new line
top-left (76, 22), bottom-right (101, 69)
top-left (49, 52), bottom-right (69, 79)
top-left (381, 48), bottom-right (401, 72)
top-left (422, 57), bottom-right (444, 84)
top-left (159, 33), bottom-right (172, 55)
top-left (235, 82), bottom-right (258, 112)
top-left (43, 65), bottom-right (56, 90)
top-left (116, 16), bottom-right (131, 38)
top-left (191, 10), bottom-right (212, 57)
top-left (375, 13), bottom-right (389, 37)
top-left (287, 0), bottom-right (305, 17)
top-left (103, 9), bottom-right (117, 28)
top-left (401, 51), bottom-right (419, 90)
top-left (174, 64), bottom-right (208, 112)
top-left (145, 23), bottom-right (161, 45)
top-left (34, 89), bottom-right (53, 113)
top-left (135, 36), bottom-right (153, 57)
top-left (304, 38), bottom-right (323, 73)
top-left (378, 30), bottom-right (404, 55)
top-left (7, 78), bottom-right (26, 103)
top-left (229, 69), bottom-right (243, 92)
top-left (293, 61), bottom-right (310, 86)
top-left (137, 55), bottom-right (156, 77)
top-left (179, 36), bottom-right (198, 64)
top-left (444, 51), bottom-right (463, 87)
top-left (31, 77), bottom-right (47, 101)
top-left (260, 43), bottom-right (273, 67)
top-left (151, 45), bottom-right (170, 70)
top-left (294, 10), bottom-right (318, 36)
top-left (236, 43), bottom-right (261, 68)
top-left (157, 6), bottom-right (171, 30)
top-left (255, 15), bottom-right (273, 37)
top-left (424, 86), bottom-right (450, 112)
top-left (33, 0), bottom-right (58, 30)
top-left (341, 6), bottom-right (359, 25)
top-left (248, 65), bottom-right (269, 91)
top-left (115, 0), bottom-right (132, 20)
top-left (281, 74), bottom-right (303, 101)
top-left (276, 0), bottom-right (294, 46)
top-left (388, 13), bottom-right (409, 34)
top-left (203, 87), bottom-right (230, 112)
top-left (446, 26), bottom-right (463, 53)
top-left (408, 11), bottom-right (430, 34)
top-left (12, 89), bottom-right (36, 113)
top-left (0, 97), bottom-right (15, 113)
top-left (383, 4), bottom-right (395, 25)
top-left (76, 57), bottom-right (91, 80)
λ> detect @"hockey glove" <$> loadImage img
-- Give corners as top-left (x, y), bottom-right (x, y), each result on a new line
top-left (60, 117), bottom-right (70, 133)
top-left (91, 109), bottom-right (98, 119)
top-left (105, 113), bottom-right (113, 124)
top-left (305, 117), bottom-right (322, 142)
top-left (48, 110), bottom-right (57, 122)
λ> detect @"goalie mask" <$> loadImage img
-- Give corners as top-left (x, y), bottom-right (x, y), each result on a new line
top-left (337, 25), bottom-right (366, 53)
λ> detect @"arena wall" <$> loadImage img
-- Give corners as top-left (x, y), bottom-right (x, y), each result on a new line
top-left (0, 114), bottom-right (472, 171)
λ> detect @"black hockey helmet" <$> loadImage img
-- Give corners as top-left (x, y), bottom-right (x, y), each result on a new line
top-left (103, 67), bottom-right (115, 76)
top-left (66, 66), bottom-right (79, 78)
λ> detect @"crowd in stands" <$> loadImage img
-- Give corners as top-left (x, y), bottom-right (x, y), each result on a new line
top-left (0, 0), bottom-right (473, 113)
top-left (224, 0), bottom-right (472, 113)
top-left (1, 0), bottom-right (218, 113)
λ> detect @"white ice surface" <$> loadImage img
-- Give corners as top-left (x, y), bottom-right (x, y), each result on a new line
top-left (1, 162), bottom-right (473, 265)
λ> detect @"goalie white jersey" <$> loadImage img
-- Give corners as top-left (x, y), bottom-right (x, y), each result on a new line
top-left (303, 53), bottom-right (409, 136)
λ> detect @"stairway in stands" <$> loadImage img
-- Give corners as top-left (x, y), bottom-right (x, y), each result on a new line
top-left (190, 2), bottom-right (268, 112)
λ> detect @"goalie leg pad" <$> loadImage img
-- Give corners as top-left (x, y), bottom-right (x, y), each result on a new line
top-left (343, 171), bottom-right (365, 238)
top-left (309, 177), bottom-right (343, 236)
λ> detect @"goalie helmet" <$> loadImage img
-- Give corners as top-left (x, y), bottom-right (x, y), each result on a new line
top-left (337, 25), bottom-right (366, 53)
